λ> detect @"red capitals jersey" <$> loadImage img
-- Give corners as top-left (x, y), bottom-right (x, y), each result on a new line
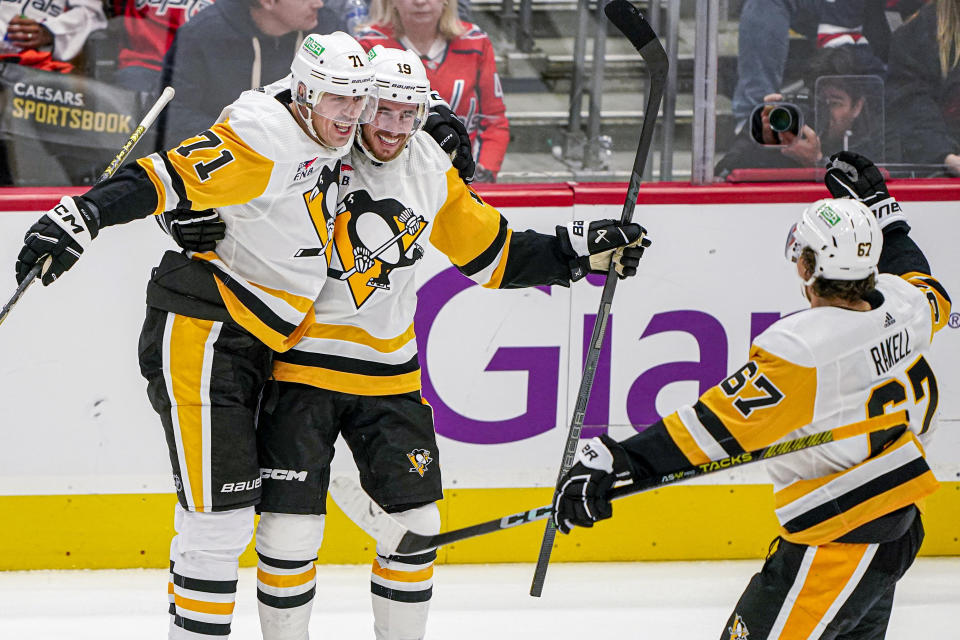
top-left (358, 22), bottom-right (509, 176)
top-left (117, 0), bottom-right (215, 72)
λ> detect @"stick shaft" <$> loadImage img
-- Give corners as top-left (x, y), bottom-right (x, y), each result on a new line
top-left (530, 0), bottom-right (667, 596)
top-left (97, 86), bottom-right (175, 183)
top-left (396, 411), bottom-right (908, 555)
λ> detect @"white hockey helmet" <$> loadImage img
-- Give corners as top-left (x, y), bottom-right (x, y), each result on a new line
top-left (290, 32), bottom-right (378, 125)
top-left (784, 198), bottom-right (882, 283)
top-left (365, 45), bottom-right (431, 135)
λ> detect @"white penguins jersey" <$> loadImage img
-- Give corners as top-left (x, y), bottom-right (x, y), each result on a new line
top-left (272, 132), bottom-right (548, 395)
top-left (654, 271), bottom-right (949, 546)
top-left (136, 76), bottom-right (341, 352)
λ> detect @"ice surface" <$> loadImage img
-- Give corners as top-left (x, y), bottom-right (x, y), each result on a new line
top-left (0, 559), bottom-right (956, 639)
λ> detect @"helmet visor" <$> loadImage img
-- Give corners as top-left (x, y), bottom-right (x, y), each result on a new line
top-left (312, 92), bottom-right (379, 125)
top-left (369, 99), bottom-right (427, 135)
top-left (784, 222), bottom-right (801, 263)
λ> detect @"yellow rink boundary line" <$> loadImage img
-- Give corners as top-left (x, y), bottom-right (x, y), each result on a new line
top-left (2, 483), bottom-right (958, 570)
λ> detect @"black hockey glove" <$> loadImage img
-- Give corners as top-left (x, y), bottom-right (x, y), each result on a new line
top-left (553, 435), bottom-right (633, 534)
top-left (556, 219), bottom-right (651, 281)
top-left (16, 196), bottom-right (100, 286)
top-left (424, 91), bottom-right (476, 183)
top-left (824, 151), bottom-right (909, 231)
top-left (158, 208), bottom-right (226, 252)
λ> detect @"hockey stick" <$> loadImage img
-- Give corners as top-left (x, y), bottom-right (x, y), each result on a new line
top-left (327, 215), bottom-right (425, 280)
top-left (530, 0), bottom-right (669, 597)
top-left (330, 410), bottom-right (908, 557)
top-left (0, 87), bottom-right (176, 329)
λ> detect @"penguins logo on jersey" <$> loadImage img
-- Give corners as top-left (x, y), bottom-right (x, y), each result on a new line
top-left (330, 190), bottom-right (427, 308)
top-left (728, 614), bottom-right (749, 639)
top-left (294, 161), bottom-right (340, 258)
top-left (407, 448), bottom-right (433, 477)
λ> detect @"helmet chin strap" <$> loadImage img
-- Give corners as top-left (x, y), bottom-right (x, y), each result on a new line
top-left (356, 125), bottom-right (384, 164)
top-left (295, 104), bottom-right (355, 155)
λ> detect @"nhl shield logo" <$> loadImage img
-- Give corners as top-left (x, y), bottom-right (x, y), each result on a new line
top-left (407, 449), bottom-right (433, 477)
top-left (728, 613), bottom-right (749, 640)
top-left (173, 474), bottom-right (183, 493)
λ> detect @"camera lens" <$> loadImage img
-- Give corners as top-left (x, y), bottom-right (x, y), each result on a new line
top-left (768, 106), bottom-right (795, 133)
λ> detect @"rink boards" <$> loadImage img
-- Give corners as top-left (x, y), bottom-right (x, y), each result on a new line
top-left (0, 181), bottom-right (957, 569)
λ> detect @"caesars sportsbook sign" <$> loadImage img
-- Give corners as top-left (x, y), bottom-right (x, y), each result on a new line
top-left (0, 64), bottom-right (140, 149)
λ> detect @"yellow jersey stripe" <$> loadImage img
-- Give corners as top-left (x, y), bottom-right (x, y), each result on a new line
top-left (166, 120), bottom-right (274, 211)
top-left (781, 471), bottom-right (939, 546)
top-left (191, 252), bottom-right (316, 315)
top-left (168, 315), bottom-right (214, 512)
top-left (430, 168), bottom-right (502, 266)
top-left (483, 228), bottom-right (513, 289)
top-left (662, 413), bottom-right (710, 465)
top-left (137, 155), bottom-right (171, 217)
top-left (257, 566), bottom-right (316, 588)
top-left (779, 543), bottom-right (871, 638)
top-left (272, 361), bottom-right (421, 396)
top-left (701, 346), bottom-right (816, 451)
top-left (303, 322), bottom-right (417, 354)
top-left (212, 277), bottom-right (314, 353)
top-left (902, 271), bottom-right (952, 337)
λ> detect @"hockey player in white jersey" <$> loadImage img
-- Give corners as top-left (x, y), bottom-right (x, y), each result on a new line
top-left (171, 45), bottom-right (650, 640)
top-left (13, 32), bottom-right (378, 639)
top-left (553, 152), bottom-right (950, 640)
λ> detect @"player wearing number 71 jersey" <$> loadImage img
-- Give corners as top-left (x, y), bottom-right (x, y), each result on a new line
top-left (554, 152), bottom-right (950, 640)
top-left (13, 32), bottom-right (379, 640)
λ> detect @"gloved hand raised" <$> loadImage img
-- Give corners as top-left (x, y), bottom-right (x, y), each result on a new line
top-left (824, 151), bottom-right (908, 231)
top-left (423, 91), bottom-right (475, 183)
top-left (158, 208), bottom-right (226, 252)
top-left (16, 196), bottom-right (100, 286)
top-left (553, 435), bottom-right (634, 534)
top-left (556, 219), bottom-right (651, 281)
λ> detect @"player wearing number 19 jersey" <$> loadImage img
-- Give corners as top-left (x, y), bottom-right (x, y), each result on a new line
top-left (553, 153), bottom-right (949, 640)
top-left (14, 32), bottom-right (377, 640)
top-left (237, 46), bottom-right (649, 640)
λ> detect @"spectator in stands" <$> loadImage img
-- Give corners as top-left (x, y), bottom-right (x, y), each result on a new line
top-left (731, 0), bottom-right (889, 129)
top-left (717, 45), bottom-right (885, 178)
top-left (160, 0), bottom-right (344, 148)
top-left (886, 0), bottom-right (960, 175)
top-left (358, 0), bottom-right (508, 182)
top-left (113, 0), bottom-right (215, 96)
top-left (0, 0), bottom-right (106, 71)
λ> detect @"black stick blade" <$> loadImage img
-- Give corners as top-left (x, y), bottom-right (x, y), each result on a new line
top-left (604, 0), bottom-right (666, 66)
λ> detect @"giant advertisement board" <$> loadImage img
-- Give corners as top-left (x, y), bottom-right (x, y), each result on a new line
top-left (0, 186), bottom-right (958, 498)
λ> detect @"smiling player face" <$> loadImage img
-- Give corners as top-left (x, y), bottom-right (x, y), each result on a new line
top-left (360, 99), bottom-right (422, 161)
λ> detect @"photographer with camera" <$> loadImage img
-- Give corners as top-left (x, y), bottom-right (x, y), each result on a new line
top-left (717, 46), bottom-right (886, 179)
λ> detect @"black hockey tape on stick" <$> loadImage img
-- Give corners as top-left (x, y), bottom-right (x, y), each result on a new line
top-left (0, 87), bottom-right (176, 329)
top-left (530, 0), bottom-right (668, 597)
top-left (330, 411), bottom-right (909, 557)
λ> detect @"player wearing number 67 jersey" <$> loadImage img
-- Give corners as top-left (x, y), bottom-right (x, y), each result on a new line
top-left (13, 32), bottom-right (379, 640)
top-left (554, 153), bottom-right (949, 640)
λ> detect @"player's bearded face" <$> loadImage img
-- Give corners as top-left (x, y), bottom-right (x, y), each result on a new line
top-left (361, 100), bottom-right (419, 161)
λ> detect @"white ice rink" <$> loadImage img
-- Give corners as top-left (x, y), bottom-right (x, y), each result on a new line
top-left (0, 559), bottom-right (957, 639)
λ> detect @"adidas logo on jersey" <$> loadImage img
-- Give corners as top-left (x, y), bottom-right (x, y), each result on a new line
top-left (883, 312), bottom-right (896, 328)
